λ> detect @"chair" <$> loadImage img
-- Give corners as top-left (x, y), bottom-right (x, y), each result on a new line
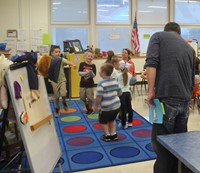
top-left (140, 78), bottom-right (147, 94)
top-left (140, 70), bottom-right (148, 95)
top-left (130, 82), bottom-right (140, 96)
top-left (191, 83), bottom-right (200, 111)
top-left (196, 90), bottom-right (200, 112)
top-left (0, 106), bottom-right (22, 168)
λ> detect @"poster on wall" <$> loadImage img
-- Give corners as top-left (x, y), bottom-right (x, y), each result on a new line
top-left (7, 29), bottom-right (17, 38)
top-left (17, 29), bottom-right (26, 41)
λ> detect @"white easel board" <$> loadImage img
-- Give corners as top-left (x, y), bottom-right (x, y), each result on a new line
top-left (5, 62), bottom-right (61, 173)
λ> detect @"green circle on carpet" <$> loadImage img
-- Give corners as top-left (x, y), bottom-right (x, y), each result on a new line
top-left (88, 113), bottom-right (98, 120)
top-left (61, 116), bottom-right (81, 122)
top-left (67, 102), bottom-right (74, 106)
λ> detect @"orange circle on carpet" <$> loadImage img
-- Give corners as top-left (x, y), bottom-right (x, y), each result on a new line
top-left (82, 107), bottom-right (100, 111)
top-left (60, 108), bottom-right (77, 114)
top-left (82, 107), bottom-right (87, 111)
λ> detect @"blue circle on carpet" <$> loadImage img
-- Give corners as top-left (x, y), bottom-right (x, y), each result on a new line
top-left (72, 151), bottom-right (103, 164)
top-left (110, 146), bottom-right (140, 158)
top-left (145, 143), bottom-right (154, 152)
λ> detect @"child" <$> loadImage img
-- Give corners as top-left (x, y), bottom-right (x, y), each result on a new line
top-left (37, 46), bottom-right (76, 117)
top-left (78, 50), bottom-right (96, 115)
top-left (116, 61), bottom-right (133, 128)
top-left (105, 50), bottom-right (114, 64)
top-left (94, 63), bottom-right (122, 142)
top-left (121, 48), bottom-right (137, 85)
top-left (110, 56), bottom-right (121, 79)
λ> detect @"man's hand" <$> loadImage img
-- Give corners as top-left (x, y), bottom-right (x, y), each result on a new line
top-left (147, 91), bottom-right (155, 107)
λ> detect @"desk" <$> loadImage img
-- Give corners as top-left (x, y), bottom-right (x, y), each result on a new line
top-left (157, 131), bottom-right (200, 173)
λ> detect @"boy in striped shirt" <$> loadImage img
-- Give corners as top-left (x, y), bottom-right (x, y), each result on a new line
top-left (94, 63), bottom-right (122, 142)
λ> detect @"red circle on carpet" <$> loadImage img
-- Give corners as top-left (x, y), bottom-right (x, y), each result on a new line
top-left (118, 133), bottom-right (126, 140)
top-left (93, 123), bottom-right (101, 130)
top-left (132, 129), bottom-right (152, 138)
top-left (93, 122), bottom-right (113, 129)
top-left (67, 136), bottom-right (94, 146)
top-left (63, 125), bottom-right (87, 133)
top-left (132, 119), bottom-right (143, 126)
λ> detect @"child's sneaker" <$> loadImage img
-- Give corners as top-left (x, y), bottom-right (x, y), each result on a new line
top-left (101, 135), bottom-right (111, 142)
top-left (118, 123), bottom-right (128, 129)
top-left (86, 109), bottom-right (94, 115)
top-left (54, 108), bottom-right (60, 118)
top-left (85, 103), bottom-right (89, 112)
top-left (110, 134), bottom-right (118, 141)
top-left (127, 122), bottom-right (133, 127)
top-left (116, 114), bottom-right (121, 121)
top-left (63, 103), bottom-right (68, 111)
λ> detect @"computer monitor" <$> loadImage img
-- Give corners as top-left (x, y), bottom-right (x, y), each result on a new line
top-left (63, 39), bottom-right (84, 53)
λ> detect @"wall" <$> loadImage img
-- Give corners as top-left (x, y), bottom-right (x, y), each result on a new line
top-left (0, 0), bottom-right (49, 53)
top-left (0, 0), bottom-right (146, 83)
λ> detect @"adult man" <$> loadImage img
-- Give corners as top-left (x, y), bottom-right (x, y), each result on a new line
top-left (145, 22), bottom-right (195, 173)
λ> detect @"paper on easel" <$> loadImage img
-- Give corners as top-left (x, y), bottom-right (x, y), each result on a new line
top-left (149, 99), bottom-right (164, 124)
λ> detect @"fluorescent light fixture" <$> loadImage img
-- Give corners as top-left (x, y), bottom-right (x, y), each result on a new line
top-left (53, 2), bottom-right (61, 5)
top-left (138, 10), bottom-right (153, 13)
top-left (148, 6), bottom-right (167, 9)
top-left (176, 0), bottom-right (199, 2)
top-left (97, 9), bottom-right (109, 12)
top-left (120, 14), bottom-right (129, 17)
top-left (77, 10), bottom-right (88, 14)
top-left (97, 4), bottom-right (120, 7)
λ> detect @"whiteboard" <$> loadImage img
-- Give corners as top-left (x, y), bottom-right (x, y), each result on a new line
top-left (5, 62), bottom-right (61, 173)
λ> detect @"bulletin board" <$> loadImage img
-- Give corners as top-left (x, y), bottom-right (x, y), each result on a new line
top-left (5, 62), bottom-right (61, 173)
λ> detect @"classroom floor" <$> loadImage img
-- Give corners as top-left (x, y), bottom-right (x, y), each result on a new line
top-left (76, 88), bottom-right (200, 173)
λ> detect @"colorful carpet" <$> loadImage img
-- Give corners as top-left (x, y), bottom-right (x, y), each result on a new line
top-left (52, 100), bottom-right (156, 173)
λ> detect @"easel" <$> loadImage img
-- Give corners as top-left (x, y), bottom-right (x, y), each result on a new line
top-left (1, 62), bottom-right (63, 173)
top-left (0, 91), bottom-right (24, 172)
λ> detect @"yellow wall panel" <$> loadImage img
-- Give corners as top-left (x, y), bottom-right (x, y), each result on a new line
top-left (66, 53), bottom-right (85, 98)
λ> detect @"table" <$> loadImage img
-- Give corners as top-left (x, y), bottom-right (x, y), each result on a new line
top-left (157, 131), bottom-right (200, 173)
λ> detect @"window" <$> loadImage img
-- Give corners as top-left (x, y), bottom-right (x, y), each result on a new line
top-left (181, 27), bottom-right (200, 42)
top-left (50, 0), bottom-right (200, 55)
top-left (51, 0), bottom-right (89, 23)
top-left (175, 0), bottom-right (200, 24)
top-left (52, 27), bottom-right (88, 52)
top-left (97, 27), bottom-right (130, 53)
top-left (138, 0), bottom-right (168, 24)
top-left (96, 0), bottom-right (130, 23)
top-left (139, 27), bottom-right (163, 54)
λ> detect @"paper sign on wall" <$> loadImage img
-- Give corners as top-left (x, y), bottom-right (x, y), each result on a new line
top-left (143, 34), bottom-right (150, 39)
top-left (42, 33), bottom-right (52, 45)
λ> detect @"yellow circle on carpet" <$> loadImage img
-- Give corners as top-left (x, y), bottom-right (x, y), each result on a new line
top-left (87, 113), bottom-right (98, 120)
top-left (61, 116), bottom-right (81, 122)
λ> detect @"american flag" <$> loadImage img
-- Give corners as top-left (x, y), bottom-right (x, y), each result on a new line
top-left (131, 16), bottom-right (140, 53)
